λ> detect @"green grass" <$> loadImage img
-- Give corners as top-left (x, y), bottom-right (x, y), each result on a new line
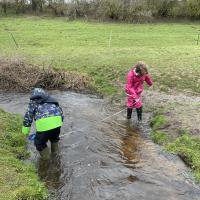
top-left (0, 109), bottom-right (47, 200)
top-left (166, 134), bottom-right (200, 182)
top-left (150, 114), bottom-right (168, 130)
top-left (0, 16), bottom-right (200, 94)
top-left (150, 112), bottom-right (200, 182)
top-left (151, 130), bottom-right (169, 145)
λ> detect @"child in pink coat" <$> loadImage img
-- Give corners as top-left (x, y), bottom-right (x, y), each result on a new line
top-left (125, 61), bottom-right (153, 121)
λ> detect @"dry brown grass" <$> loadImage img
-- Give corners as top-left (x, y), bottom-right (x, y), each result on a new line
top-left (0, 59), bottom-right (91, 92)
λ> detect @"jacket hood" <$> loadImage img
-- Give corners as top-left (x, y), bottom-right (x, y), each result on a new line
top-left (30, 88), bottom-right (59, 105)
top-left (30, 88), bottom-right (48, 101)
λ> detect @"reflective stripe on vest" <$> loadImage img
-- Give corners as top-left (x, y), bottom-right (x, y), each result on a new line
top-left (35, 116), bottom-right (62, 132)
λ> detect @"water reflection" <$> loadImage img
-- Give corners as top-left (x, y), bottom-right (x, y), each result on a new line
top-left (121, 124), bottom-right (140, 164)
top-left (37, 153), bottom-right (63, 190)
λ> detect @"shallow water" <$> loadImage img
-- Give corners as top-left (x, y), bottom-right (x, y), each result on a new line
top-left (0, 91), bottom-right (200, 200)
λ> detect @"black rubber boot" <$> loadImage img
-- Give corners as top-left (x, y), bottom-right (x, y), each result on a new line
top-left (39, 147), bottom-right (50, 160)
top-left (136, 106), bottom-right (142, 121)
top-left (51, 142), bottom-right (59, 154)
top-left (127, 108), bottom-right (133, 119)
top-left (37, 157), bottom-right (50, 180)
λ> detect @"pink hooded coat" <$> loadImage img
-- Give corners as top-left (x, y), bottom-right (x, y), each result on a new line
top-left (125, 68), bottom-right (153, 108)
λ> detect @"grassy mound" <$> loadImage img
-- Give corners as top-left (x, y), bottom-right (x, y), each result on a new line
top-left (0, 108), bottom-right (47, 200)
top-left (150, 113), bottom-right (200, 182)
top-left (166, 134), bottom-right (200, 181)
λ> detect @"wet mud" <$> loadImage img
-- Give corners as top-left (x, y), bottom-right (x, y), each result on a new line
top-left (0, 91), bottom-right (200, 200)
top-left (144, 90), bottom-right (200, 137)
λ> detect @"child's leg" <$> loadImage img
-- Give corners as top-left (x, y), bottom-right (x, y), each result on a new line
top-left (136, 106), bottom-right (143, 121)
top-left (34, 132), bottom-right (50, 160)
top-left (127, 108), bottom-right (133, 119)
top-left (49, 127), bottom-right (61, 153)
top-left (34, 132), bottom-right (48, 152)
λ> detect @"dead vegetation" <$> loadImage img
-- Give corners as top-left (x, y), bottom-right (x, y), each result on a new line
top-left (0, 59), bottom-right (91, 92)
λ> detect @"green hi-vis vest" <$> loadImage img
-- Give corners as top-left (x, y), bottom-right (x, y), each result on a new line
top-left (36, 116), bottom-right (62, 132)
top-left (22, 116), bottom-right (62, 135)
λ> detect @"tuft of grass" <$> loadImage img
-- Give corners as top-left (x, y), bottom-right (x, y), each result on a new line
top-left (0, 108), bottom-right (48, 200)
top-left (150, 112), bottom-right (200, 182)
top-left (0, 108), bottom-right (29, 158)
top-left (151, 131), bottom-right (169, 145)
top-left (150, 114), bottom-right (168, 130)
top-left (166, 134), bottom-right (200, 182)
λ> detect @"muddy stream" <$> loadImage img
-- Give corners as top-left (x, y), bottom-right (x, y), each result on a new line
top-left (0, 91), bottom-right (200, 200)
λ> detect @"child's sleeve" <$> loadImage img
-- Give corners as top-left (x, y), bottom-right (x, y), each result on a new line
top-left (145, 74), bottom-right (153, 86)
top-left (22, 101), bottom-right (36, 135)
top-left (125, 71), bottom-right (138, 99)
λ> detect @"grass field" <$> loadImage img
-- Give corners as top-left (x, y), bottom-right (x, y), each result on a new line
top-left (0, 109), bottom-right (47, 200)
top-left (0, 16), bottom-right (200, 94)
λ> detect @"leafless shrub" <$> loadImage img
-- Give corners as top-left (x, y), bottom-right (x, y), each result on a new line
top-left (2, 0), bottom-right (200, 21)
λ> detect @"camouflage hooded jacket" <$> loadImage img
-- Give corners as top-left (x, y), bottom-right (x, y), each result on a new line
top-left (22, 88), bottom-right (64, 135)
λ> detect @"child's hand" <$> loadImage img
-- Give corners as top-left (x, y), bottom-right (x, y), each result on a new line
top-left (133, 98), bottom-right (140, 104)
top-left (28, 133), bottom-right (36, 141)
